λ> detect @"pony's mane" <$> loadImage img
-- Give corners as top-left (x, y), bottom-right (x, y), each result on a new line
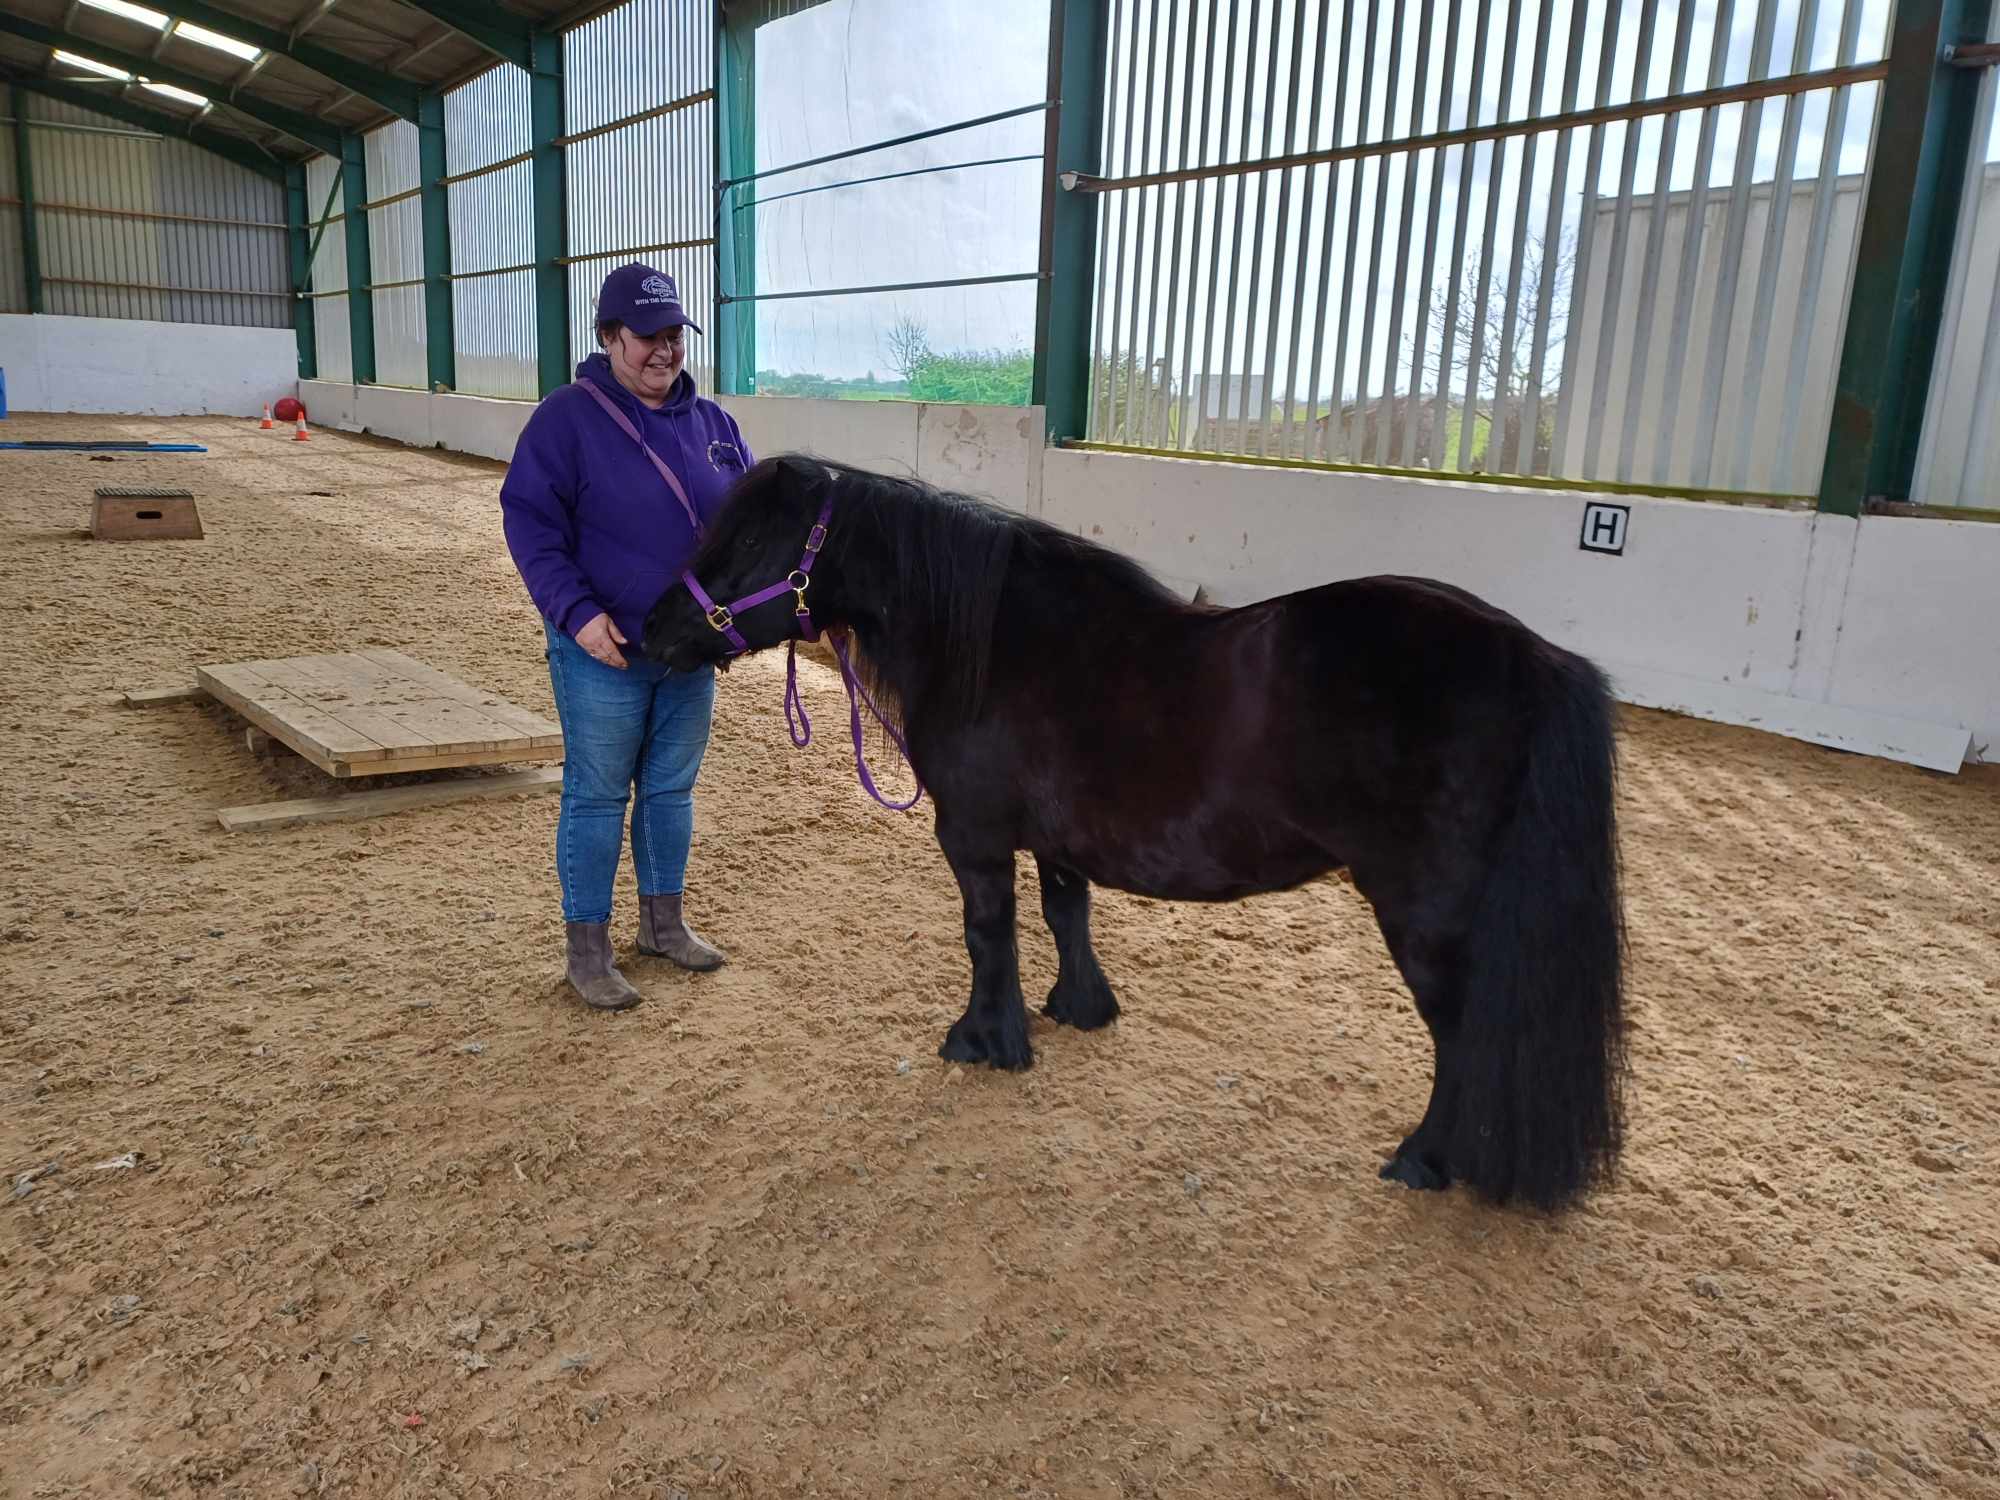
top-left (816, 461), bottom-right (1184, 726)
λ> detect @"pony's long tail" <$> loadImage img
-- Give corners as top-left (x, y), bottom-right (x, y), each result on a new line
top-left (1450, 650), bottom-right (1627, 1210)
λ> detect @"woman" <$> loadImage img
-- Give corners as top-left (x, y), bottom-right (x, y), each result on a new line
top-left (500, 262), bottom-right (753, 1010)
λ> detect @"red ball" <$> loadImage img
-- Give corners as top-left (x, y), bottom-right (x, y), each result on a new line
top-left (273, 396), bottom-right (306, 423)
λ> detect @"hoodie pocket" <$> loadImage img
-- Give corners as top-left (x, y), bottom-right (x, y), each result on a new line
top-left (609, 567), bottom-right (676, 622)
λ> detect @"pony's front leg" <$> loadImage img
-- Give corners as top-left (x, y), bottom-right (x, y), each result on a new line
top-left (1035, 856), bottom-right (1119, 1030)
top-left (936, 824), bottom-right (1033, 1070)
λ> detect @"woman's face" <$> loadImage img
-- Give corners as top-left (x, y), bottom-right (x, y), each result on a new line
top-left (606, 323), bottom-right (685, 403)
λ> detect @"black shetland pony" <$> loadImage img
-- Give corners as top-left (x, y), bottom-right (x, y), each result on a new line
top-left (645, 456), bottom-right (1627, 1210)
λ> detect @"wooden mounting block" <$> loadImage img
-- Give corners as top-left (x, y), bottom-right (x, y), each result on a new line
top-left (92, 487), bottom-right (203, 541)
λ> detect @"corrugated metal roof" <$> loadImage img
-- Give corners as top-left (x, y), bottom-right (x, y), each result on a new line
top-left (0, 0), bottom-right (601, 161)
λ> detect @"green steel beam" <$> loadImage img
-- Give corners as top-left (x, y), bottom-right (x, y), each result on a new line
top-left (529, 31), bottom-right (567, 396)
top-left (0, 13), bottom-right (342, 156)
top-left (9, 72), bottom-right (285, 180)
top-left (10, 83), bottom-right (44, 313)
top-left (1032, 0), bottom-right (1108, 439)
top-left (285, 160), bottom-right (318, 379)
top-left (150, 0), bottom-right (421, 119)
top-left (396, 3), bottom-right (570, 392)
top-left (714, 6), bottom-right (755, 394)
top-left (341, 131), bottom-right (376, 384)
top-left (420, 89), bottom-right (454, 391)
top-left (388, 0), bottom-right (534, 71)
top-left (1818, 0), bottom-right (1995, 516)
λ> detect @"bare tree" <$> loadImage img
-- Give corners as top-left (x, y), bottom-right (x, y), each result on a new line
top-left (882, 314), bottom-right (931, 388)
top-left (1409, 226), bottom-right (1577, 473)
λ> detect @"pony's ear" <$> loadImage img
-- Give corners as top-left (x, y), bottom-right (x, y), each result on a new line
top-left (775, 454), bottom-right (824, 486)
top-left (774, 453), bottom-right (837, 505)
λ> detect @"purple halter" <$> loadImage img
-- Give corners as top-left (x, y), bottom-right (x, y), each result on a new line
top-left (680, 496), bottom-right (921, 812)
top-left (680, 493), bottom-right (833, 654)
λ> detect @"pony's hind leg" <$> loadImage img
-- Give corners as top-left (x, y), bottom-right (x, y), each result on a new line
top-left (1373, 914), bottom-right (1470, 1194)
top-left (935, 817), bottom-right (1034, 1070)
top-left (1035, 856), bottom-right (1119, 1030)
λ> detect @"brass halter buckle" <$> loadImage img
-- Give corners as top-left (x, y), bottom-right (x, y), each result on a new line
top-left (804, 522), bottom-right (829, 555)
top-left (705, 603), bottom-right (734, 633)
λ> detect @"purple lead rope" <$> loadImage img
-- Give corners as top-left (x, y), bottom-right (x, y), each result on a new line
top-left (779, 632), bottom-right (921, 811)
top-left (831, 632), bottom-right (922, 811)
top-left (784, 641), bottom-right (812, 749)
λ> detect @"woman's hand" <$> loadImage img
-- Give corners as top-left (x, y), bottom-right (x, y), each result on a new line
top-left (576, 611), bottom-right (630, 669)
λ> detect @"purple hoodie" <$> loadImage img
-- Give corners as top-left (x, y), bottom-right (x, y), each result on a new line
top-left (500, 352), bottom-right (753, 647)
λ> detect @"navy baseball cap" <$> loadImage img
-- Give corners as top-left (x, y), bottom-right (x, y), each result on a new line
top-left (596, 262), bottom-right (703, 336)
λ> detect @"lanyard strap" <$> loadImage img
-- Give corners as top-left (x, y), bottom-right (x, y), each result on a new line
top-left (575, 379), bottom-right (704, 536)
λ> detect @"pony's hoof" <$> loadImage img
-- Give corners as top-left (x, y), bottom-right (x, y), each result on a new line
top-left (1042, 977), bottom-right (1120, 1030)
top-left (1379, 1151), bottom-right (1451, 1192)
top-left (939, 1017), bottom-right (1034, 1071)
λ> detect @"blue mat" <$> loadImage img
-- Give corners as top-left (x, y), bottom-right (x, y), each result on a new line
top-left (0, 441), bottom-right (208, 452)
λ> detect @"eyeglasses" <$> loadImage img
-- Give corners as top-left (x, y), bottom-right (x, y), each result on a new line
top-left (624, 326), bottom-right (686, 350)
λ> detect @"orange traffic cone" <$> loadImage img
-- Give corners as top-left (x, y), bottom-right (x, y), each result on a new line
top-left (293, 413), bottom-right (311, 442)
top-left (259, 403), bottom-right (273, 429)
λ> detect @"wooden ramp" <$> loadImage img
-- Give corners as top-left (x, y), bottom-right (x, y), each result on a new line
top-left (92, 486), bottom-right (203, 541)
top-left (193, 649), bottom-right (563, 779)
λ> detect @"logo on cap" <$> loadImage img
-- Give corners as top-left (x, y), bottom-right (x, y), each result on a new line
top-left (640, 274), bottom-right (677, 302)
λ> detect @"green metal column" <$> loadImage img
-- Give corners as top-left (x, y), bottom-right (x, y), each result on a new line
top-left (340, 132), bottom-right (375, 384)
top-left (530, 29), bottom-right (568, 398)
top-left (11, 84), bottom-right (44, 313)
top-left (285, 161), bottom-right (318, 380)
top-left (419, 90), bottom-right (455, 393)
top-left (714, 5), bottom-right (757, 395)
top-left (1817, 0), bottom-right (1995, 515)
top-left (1032, 0), bottom-right (1108, 442)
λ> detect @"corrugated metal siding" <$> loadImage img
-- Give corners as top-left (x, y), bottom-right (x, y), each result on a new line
top-left (1563, 172), bottom-right (1869, 496)
top-left (19, 93), bottom-right (287, 329)
top-left (366, 121), bottom-right (427, 388)
top-left (0, 109), bottom-right (25, 314)
top-left (565, 108), bottom-right (716, 392)
top-left (563, 0), bottom-right (710, 136)
top-left (445, 65), bottom-right (537, 398)
top-left (564, 0), bottom-right (715, 392)
top-left (1913, 8), bottom-right (2000, 509)
top-left (306, 152), bottom-right (352, 382)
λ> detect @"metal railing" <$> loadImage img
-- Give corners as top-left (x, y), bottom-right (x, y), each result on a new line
top-left (1075, 0), bottom-right (1892, 498)
top-left (190, 0), bottom-right (1985, 518)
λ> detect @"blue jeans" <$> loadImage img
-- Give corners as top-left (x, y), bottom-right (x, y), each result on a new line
top-left (544, 620), bottom-right (716, 924)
